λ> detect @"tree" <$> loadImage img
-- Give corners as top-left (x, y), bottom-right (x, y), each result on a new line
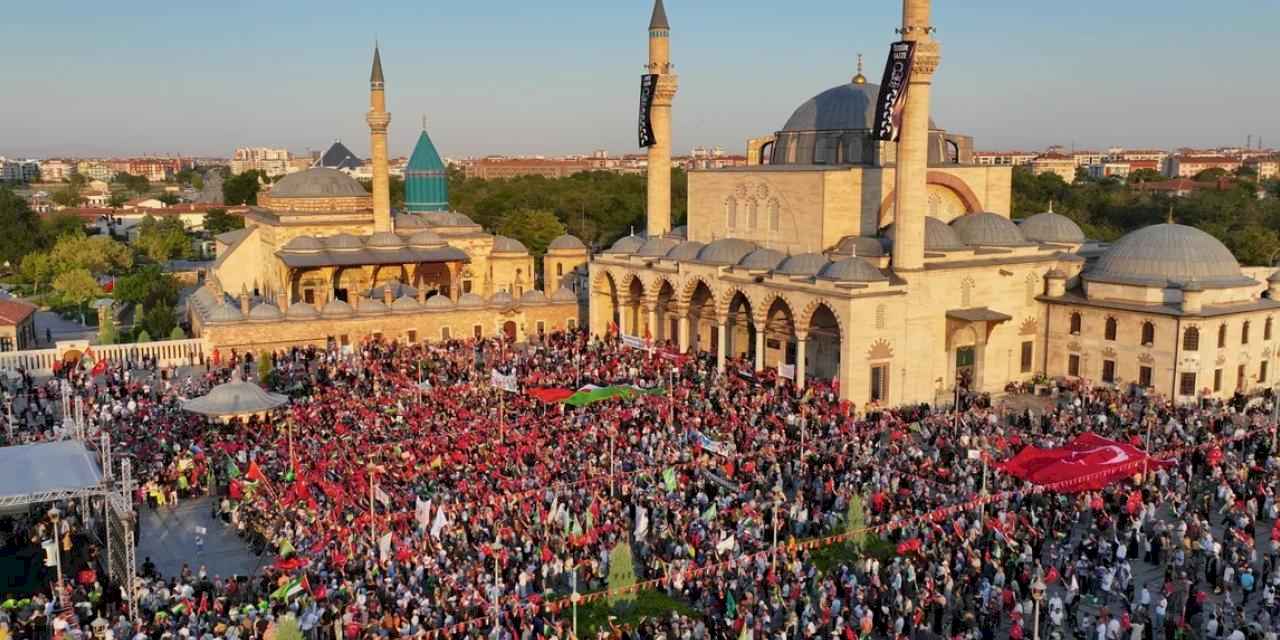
top-left (0, 186), bottom-right (47, 266)
top-left (157, 192), bottom-right (180, 206)
top-left (99, 312), bottom-right (118, 345)
top-left (258, 350), bottom-right (273, 385)
top-left (1235, 165), bottom-right (1258, 179)
top-left (495, 208), bottom-right (567, 256)
top-left (108, 192), bottom-right (129, 209)
top-left (358, 176), bottom-right (405, 210)
top-left (1193, 167), bottom-right (1229, 182)
top-left (49, 234), bottom-right (133, 277)
top-left (113, 172), bottom-right (151, 195)
top-left (203, 208), bottom-right (244, 235)
top-left (140, 302), bottom-right (177, 341)
top-left (51, 268), bottom-right (100, 324)
top-left (50, 185), bottom-right (85, 208)
top-left (41, 212), bottom-right (88, 241)
top-left (272, 615), bottom-right (304, 640)
top-left (134, 215), bottom-right (192, 263)
top-left (168, 326), bottom-right (186, 340)
top-left (113, 265), bottom-right (180, 309)
top-left (19, 252), bottom-right (55, 294)
top-left (222, 170), bottom-right (265, 205)
top-left (1127, 168), bottom-right (1165, 184)
top-left (135, 329), bottom-right (152, 344)
top-left (67, 174), bottom-right (89, 190)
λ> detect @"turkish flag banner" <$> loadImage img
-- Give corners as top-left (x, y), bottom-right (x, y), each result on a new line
top-left (997, 433), bottom-right (1170, 493)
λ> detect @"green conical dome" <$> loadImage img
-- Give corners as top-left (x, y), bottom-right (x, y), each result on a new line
top-left (406, 127), bottom-right (448, 213)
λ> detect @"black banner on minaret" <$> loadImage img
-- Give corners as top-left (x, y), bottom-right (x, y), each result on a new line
top-left (639, 74), bottom-right (658, 148)
top-left (872, 41), bottom-right (916, 142)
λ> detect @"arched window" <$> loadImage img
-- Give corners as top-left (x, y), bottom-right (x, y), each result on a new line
top-left (1183, 327), bottom-right (1200, 352)
top-left (1104, 317), bottom-right (1118, 341)
top-left (768, 200), bottom-right (781, 232)
top-left (1141, 321), bottom-right (1155, 345)
top-left (1242, 321), bottom-right (1251, 345)
top-left (1069, 312), bottom-right (1082, 335)
top-left (875, 304), bottom-right (887, 330)
top-left (747, 199), bottom-right (759, 230)
top-left (961, 278), bottom-right (975, 308)
top-left (1218, 324), bottom-right (1228, 348)
top-left (726, 197), bottom-right (737, 229)
top-left (1266, 317), bottom-right (1274, 341)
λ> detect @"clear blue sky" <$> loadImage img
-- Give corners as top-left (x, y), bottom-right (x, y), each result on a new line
top-left (3, 0), bottom-right (1277, 159)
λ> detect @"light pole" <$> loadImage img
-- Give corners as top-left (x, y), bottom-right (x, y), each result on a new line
top-left (1031, 578), bottom-right (1046, 640)
top-left (48, 507), bottom-right (65, 608)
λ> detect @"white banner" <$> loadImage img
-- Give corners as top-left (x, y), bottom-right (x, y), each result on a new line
top-left (777, 364), bottom-right (795, 380)
top-left (620, 335), bottom-right (649, 351)
top-left (378, 532), bottom-right (393, 562)
top-left (489, 369), bottom-right (518, 393)
top-left (415, 498), bottom-right (432, 530)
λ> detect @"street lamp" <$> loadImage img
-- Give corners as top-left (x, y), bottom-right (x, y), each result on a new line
top-left (48, 507), bottom-right (64, 606)
top-left (1030, 578), bottom-right (1047, 640)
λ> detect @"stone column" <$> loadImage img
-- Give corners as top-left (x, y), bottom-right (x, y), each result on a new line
top-left (676, 306), bottom-right (691, 354)
top-left (647, 304), bottom-right (658, 341)
top-left (795, 332), bottom-right (809, 390)
top-left (754, 316), bottom-right (767, 372)
top-left (715, 316), bottom-right (727, 371)
top-left (889, 0), bottom-right (940, 272)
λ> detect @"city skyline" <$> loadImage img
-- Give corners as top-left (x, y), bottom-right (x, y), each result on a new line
top-left (3, 0), bottom-right (1278, 158)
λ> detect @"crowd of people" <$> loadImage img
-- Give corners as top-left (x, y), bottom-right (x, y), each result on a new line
top-left (0, 328), bottom-right (1277, 640)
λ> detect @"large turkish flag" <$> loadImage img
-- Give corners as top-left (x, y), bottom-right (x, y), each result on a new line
top-left (997, 433), bottom-right (1169, 492)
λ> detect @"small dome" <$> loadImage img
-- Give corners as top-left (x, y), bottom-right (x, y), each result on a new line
top-left (358, 298), bottom-right (389, 315)
top-left (248, 303), bottom-right (283, 322)
top-left (1086, 224), bottom-right (1250, 288)
top-left (605, 235), bottom-right (645, 255)
top-left (321, 299), bottom-right (355, 318)
top-left (270, 168), bottom-right (367, 199)
top-left (551, 287), bottom-right (578, 303)
top-left (829, 235), bottom-right (886, 258)
top-left (286, 302), bottom-right (319, 319)
top-left (1019, 212), bottom-right (1086, 244)
top-left (457, 292), bottom-right (486, 308)
top-left (324, 233), bottom-right (364, 251)
top-left (548, 234), bottom-right (587, 252)
top-left (882, 218), bottom-right (968, 252)
top-left (520, 290), bottom-right (549, 305)
top-left (282, 235), bottom-right (323, 253)
top-left (492, 236), bottom-right (528, 254)
top-left (424, 294), bottom-right (455, 310)
top-left (395, 213), bottom-right (428, 229)
top-left (367, 231), bottom-right (405, 250)
top-left (697, 238), bottom-right (757, 265)
top-left (776, 253), bottom-right (830, 276)
top-left (665, 241), bottom-right (706, 261)
top-left (421, 211), bottom-right (476, 227)
top-left (491, 291), bottom-right (516, 306)
top-left (207, 303), bottom-right (244, 324)
top-left (408, 229), bottom-right (446, 248)
top-left (638, 237), bottom-right (679, 258)
top-left (391, 295), bottom-right (421, 313)
top-left (667, 225), bottom-right (689, 240)
top-left (818, 257), bottom-right (888, 283)
top-left (738, 248), bottom-right (786, 271)
top-left (368, 280), bottom-right (417, 301)
top-left (950, 212), bottom-right (1032, 247)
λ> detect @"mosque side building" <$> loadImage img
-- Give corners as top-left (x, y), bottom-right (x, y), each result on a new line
top-left (590, 0), bottom-right (1280, 407)
top-left (192, 47), bottom-right (589, 352)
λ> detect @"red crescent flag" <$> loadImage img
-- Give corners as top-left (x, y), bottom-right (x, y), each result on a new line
top-left (997, 433), bottom-right (1170, 492)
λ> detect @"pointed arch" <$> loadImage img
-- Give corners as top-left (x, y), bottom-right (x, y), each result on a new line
top-left (798, 299), bottom-right (846, 338)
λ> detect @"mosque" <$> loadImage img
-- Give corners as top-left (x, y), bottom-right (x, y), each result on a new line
top-left (591, 0), bottom-right (1280, 406)
top-left (189, 48), bottom-right (588, 352)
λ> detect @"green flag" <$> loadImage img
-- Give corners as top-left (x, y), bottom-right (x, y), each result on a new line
top-left (271, 578), bottom-right (302, 601)
top-left (226, 458), bottom-right (241, 479)
top-left (702, 504), bottom-right (717, 522)
top-left (725, 591), bottom-right (737, 620)
top-left (663, 467), bottom-right (677, 492)
top-left (278, 538), bottom-right (295, 558)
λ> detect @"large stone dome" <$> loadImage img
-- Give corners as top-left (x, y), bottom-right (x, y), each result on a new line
top-left (1086, 224), bottom-right (1251, 288)
top-left (270, 168), bottom-right (367, 198)
top-left (782, 82), bottom-right (936, 132)
top-left (950, 212), bottom-right (1032, 247)
top-left (1019, 211), bottom-right (1086, 244)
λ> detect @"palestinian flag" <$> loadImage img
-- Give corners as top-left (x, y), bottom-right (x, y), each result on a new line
top-left (226, 459), bottom-right (241, 479)
top-left (270, 578), bottom-right (304, 601)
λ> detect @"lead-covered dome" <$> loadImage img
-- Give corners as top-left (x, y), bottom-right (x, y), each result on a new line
top-left (665, 241), bottom-right (706, 262)
top-left (324, 233), bottom-right (364, 251)
top-left (776, 253), bottom-right (830, 277)
top-left (830, 235), bottom-right (886, 258)
top-left (270, 168), bottom-right (367, 198)
top-left (738, 248), bottom-right (786, 271)
top-left (492, 236), bottom-right (528, 254)
top-left (638, 237), bottom-right (679, 258)
top-left (782, 82), bottom-right (936, 133)
top-left (605, 235), bottom-right (645, 255)
top-left (697, 239), bottom-right (757, 265)
top-left (248, 303), bottom-right (283, 322)
top-left (1019, 212), bottom-right (1086, 244)
top-left (818, 257), bottom-right (888, 283)
top-left (950, 212), bottom-right (1032, 247)
top-left (881, 218), bottom-right (968, 252)
top-left (1086, 224), bottom-right (1251, 288)
top-left (367, 231), bottom-right (405, 250)
top-left (548, 234), bottom-right (587, 252)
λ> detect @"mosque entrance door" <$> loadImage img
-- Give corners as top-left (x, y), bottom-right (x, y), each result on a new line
top-left (955, 347), bottom-right (975, 389)
top-left (503, 321), bottom-right (518, 342)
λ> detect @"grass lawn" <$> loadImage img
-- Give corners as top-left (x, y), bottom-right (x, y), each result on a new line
top-left (559, 589), bottom-right (699, 637)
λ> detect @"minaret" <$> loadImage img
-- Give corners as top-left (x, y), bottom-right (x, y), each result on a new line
top-left (890, 0), bottom-right (941, 272)
top-left (366, 44), bottom-right (393, 233)
top-left (645, 0), bottom-right (678, 238)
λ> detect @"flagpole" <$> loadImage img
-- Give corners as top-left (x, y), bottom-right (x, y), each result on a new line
top-left (609, 433), bottom-right (615, 498)
top-left (368, 467), bottom-right (376, 555)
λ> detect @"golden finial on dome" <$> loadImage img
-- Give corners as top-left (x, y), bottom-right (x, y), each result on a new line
top-left (852, 53), bottom-right (867, 84)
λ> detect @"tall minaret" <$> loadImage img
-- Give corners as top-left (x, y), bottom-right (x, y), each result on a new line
top-left (645, 0), bottom-right (678, 238)
top-left (367, 44), bottom-right (393, 233)
top-left (890, 0), bottom-right (940, 272)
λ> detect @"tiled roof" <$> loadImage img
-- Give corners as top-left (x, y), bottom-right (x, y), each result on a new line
top-left (0, 299), bottom-right (37, 325)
